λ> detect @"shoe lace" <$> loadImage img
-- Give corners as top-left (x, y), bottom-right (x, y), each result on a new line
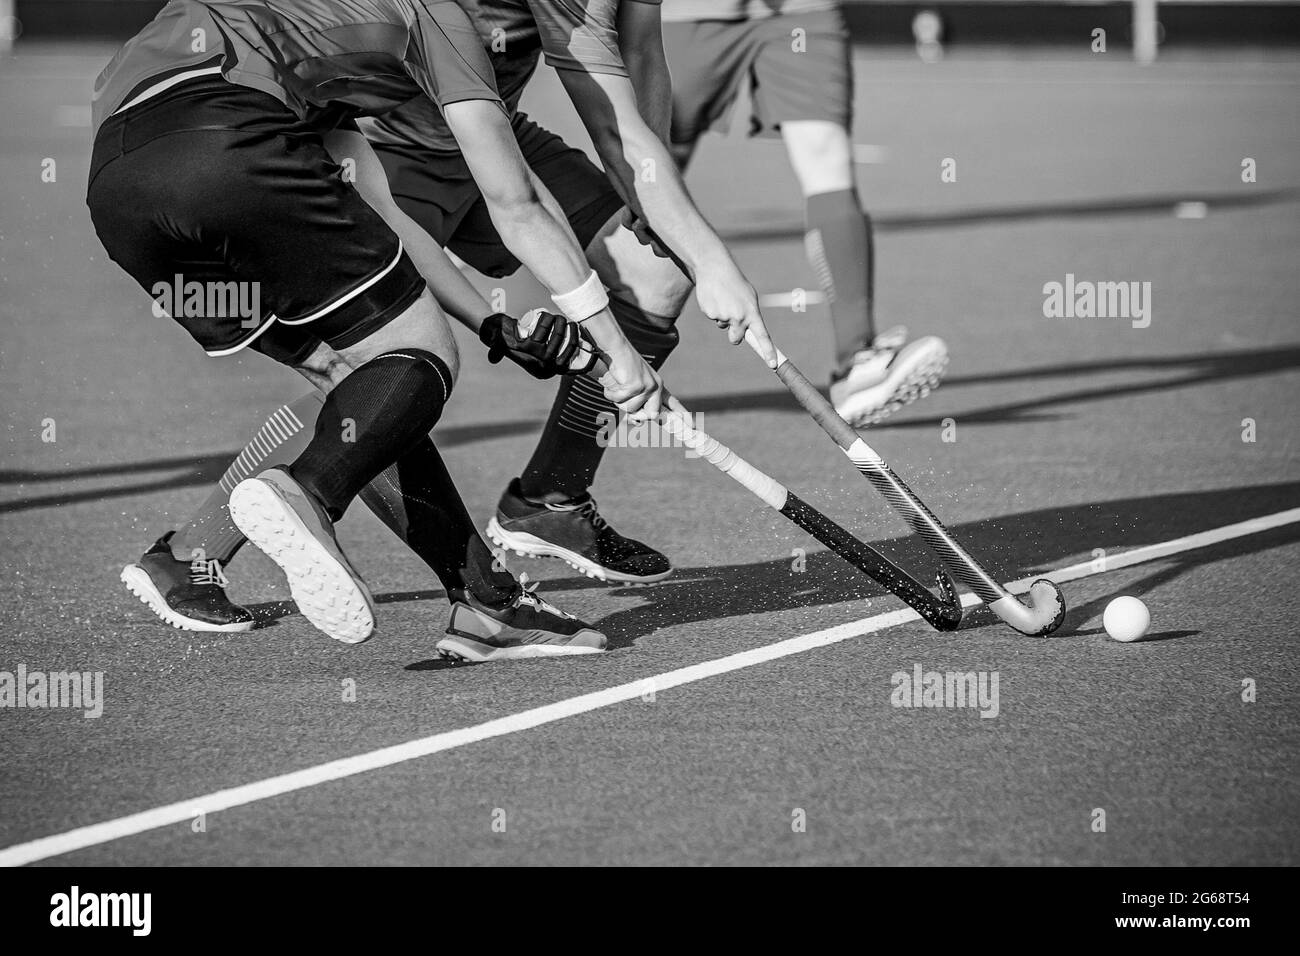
top-left (572, 497), bottom-right (608, 532)
top-left (509, 574), bottom-right (573, 620)
top-left (189, 557), bottom-right (228, 588)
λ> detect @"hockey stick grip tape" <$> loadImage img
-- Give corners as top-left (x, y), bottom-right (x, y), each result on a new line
top-left (660, 398), bottom-right (788, 511)
top-left (571, 345), bottom-right (788, 514)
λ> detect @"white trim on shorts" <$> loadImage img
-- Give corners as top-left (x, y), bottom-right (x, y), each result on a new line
top-left (203, 311), bottom-right (281, 358)
top-left (201, 240), bottom-right (408, 356)
top-left (275, 240), bottom-right (407, 326)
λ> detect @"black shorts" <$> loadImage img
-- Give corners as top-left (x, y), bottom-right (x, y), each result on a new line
top-left (662, 9), bottom-right (854, 145)
top-left (372, 112), bottom-right (624, 278)
top-left (86, 78), bottom-right (424, 365)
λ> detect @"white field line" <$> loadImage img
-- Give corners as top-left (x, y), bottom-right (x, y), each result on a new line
top-left (3, 506), bottom-right (1297, 866)
top-left (759, 290), bottom-right (826, 309)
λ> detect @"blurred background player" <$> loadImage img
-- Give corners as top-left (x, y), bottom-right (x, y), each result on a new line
top-left (661, 0), bottom-right (949, 425)
top-left (96, 0), bottom-right (668, 660)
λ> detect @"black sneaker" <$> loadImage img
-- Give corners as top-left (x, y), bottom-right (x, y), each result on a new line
top-left (485, 479), bottom-right (672, 584)
top-left (436, 579), bottom-right (607, 662)
top-left (120, 532), bottom-right (255, 633)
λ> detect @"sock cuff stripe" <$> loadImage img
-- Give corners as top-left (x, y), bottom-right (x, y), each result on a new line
top-left (375, 351), bottom-right (452, 407)
top-left (265, 415), bottom-right (290, 443)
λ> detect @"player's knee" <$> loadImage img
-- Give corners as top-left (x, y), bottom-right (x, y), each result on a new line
top-left (336, 290), bottom-right (460, 386)
top-left (294, 341), bottom-right (352, 394)
top-left (608, 292), bottom-right (680, 367)
top-left (596, 232), bottom-right (693, 317)
top-left (369, 348), bottom-right (456, 410)
top-left (784, 121), bottom-right (854, 193)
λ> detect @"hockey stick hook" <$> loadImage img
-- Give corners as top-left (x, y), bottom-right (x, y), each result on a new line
top-left (987, 579), bottom-right (1067, 636)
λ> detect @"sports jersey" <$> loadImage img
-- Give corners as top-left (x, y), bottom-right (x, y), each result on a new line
top-left (91, 0), bottom-right (501, 133)
top-left (660, 0), bottom-right (838, 22)
top-left (366, 0), bottom-right (659, 153)
top-left (458, 0), bottom-right (660, 112)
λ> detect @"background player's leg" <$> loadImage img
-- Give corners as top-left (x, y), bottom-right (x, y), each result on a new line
top-left (781, 118), bottom-right (875, 371)
top-left (783, 118), bottom-right (948, 426)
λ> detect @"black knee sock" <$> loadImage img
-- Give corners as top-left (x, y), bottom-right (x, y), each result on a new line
top-left (805, 188), bottom-right (875, 373)
top-left (519, 296), bottom-right (679, 502)
top-left (290, 350), bottom-right (453, 520)
top-left (359, 438), bottom-right (516, 605)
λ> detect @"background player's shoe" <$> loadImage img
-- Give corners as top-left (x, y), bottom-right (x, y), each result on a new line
top-left (436, 580), bottom-right (607, 662)
top-left (120, 532), bottom-right (254, 633)
top-left (228, 467), bottom-right (375, 644)
top-left (486, 479), bottom-right (672, 584)
top-left (830, 326), bottom-right (949, 426)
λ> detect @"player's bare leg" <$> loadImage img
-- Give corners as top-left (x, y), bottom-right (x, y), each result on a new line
top-left (782, 119), bottom-right (948, 425)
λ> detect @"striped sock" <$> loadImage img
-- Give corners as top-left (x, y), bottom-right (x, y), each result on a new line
top-left (519, 299), bottom-right (679, 502)
top-left (805, 187), bottom-right (875, 373)
top-left (168, 393), bottom-right (323, 563)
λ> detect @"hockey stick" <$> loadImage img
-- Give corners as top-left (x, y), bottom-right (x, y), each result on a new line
top-left (514, 311), bottom-right (963, 630)
top-left (744, 332), bottom-right (1067, 636)
top-left (657, 395), bottom-right (962, 630)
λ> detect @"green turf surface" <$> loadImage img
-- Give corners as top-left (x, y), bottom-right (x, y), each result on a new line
top-left (1, 46), bottom-right (1297, 865)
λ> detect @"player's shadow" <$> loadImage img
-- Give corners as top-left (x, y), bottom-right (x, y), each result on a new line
top-left (0, 419), bottom-right (540, 515)
top-left (678, 345), bottom-right (1300, 430)
top-left (225, 480), bottom-right (1296, 644)
top-left (2, 346), bottom-right (1296, 514)
top-left (718, 188), bottom-right (1300, 243)
top-left (241, 589), bottom-right (449, 628)
top-left (537, 479), bottom-right (1300, 646)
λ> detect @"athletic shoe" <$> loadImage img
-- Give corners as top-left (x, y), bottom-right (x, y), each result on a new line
top-left (228, 467), bottom-right (375, 644)
top-left (830, 326), bottom-right (949, 426)
top-left (436, 579), bottom-right (607, 662)
top-left (120, 532), bottom-right (254, 633)
top-left (485, 479), bottom-right (672, 584)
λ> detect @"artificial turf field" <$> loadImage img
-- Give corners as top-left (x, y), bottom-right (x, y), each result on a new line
top-left (1, 43), bottom-right (1298, 866)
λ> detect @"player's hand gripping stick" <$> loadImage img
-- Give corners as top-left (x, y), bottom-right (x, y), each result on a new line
top-left (517, 311), bottom-right (964, 630)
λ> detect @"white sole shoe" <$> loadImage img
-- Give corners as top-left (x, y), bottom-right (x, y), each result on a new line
top-left (228, 472), bottom-right (375, 645)
top-left (120, 564), bottom-right (255, 633)
top-left (833, 336), bottom-right (949, 427)
top-left (485, 518), bottom-right (672, 585)
top-left (435, 602), bottom-right (606, 663)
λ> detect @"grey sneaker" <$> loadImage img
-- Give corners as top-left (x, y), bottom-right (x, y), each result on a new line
top-left (228, 467), bottom-right (375, 644)
top-left (436, 580), bottom-right (607, 663)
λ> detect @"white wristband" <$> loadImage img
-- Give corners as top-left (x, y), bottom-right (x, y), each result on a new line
top-left (550, 270), bottom-right (608, 323)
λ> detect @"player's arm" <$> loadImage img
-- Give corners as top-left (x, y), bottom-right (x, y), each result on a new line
top-left (321, 127), bottom-right (494, 333)
top-left (556, 67), bottom-right (777, 364)
top-left (615, 0), bottom-right (671, 142)
top-left (322, 127), bottom-right (593, 379)
top-left (441, 99), bottom-right (662, 415)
